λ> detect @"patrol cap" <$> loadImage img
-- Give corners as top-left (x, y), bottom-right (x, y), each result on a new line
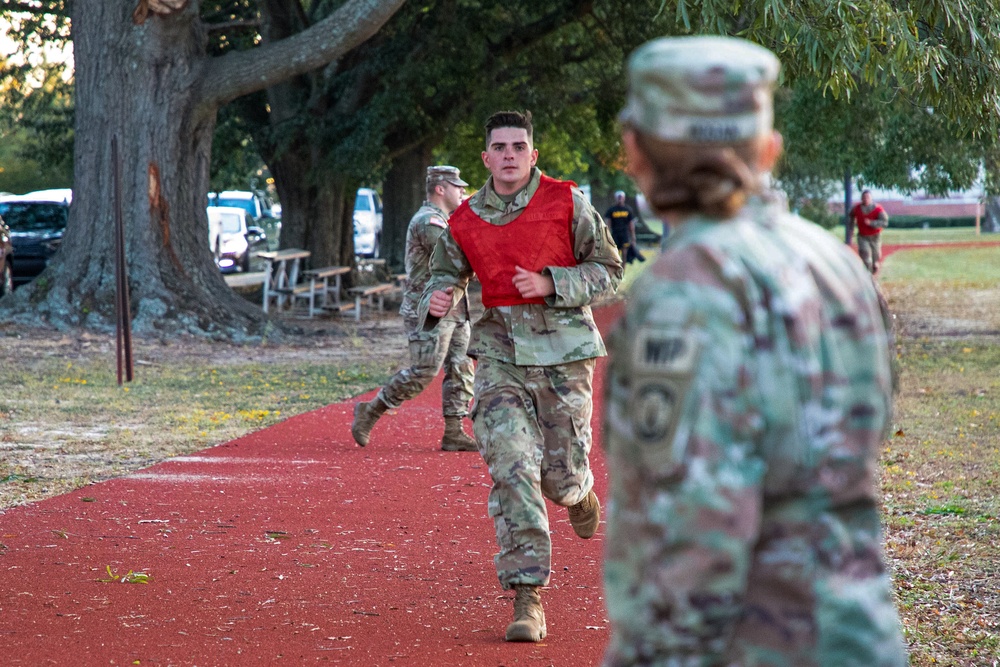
top-left (427, 165), bottom-right (468, 188)
top-left (619, 36), bottom-right (780, 144)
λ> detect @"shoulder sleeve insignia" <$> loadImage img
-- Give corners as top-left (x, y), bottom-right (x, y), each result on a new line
top-left (428, 216), bottom-right (447, 229)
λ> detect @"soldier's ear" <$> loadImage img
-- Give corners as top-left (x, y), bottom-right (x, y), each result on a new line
top-left (757, 131), bottom-right (783, 172)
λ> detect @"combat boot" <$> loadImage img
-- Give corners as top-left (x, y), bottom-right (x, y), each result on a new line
top-left (568, 490), bottom-right (601, 539)
top-left (505, 585), bottom-right (546, 642)
top-left (441, 416), bottom-right (477, 452)
top-left (351, 397), bottom-right (388, 447)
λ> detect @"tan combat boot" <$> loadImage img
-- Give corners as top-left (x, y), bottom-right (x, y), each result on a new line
top-left (441, 416), bottom-right (477, 452)
top-left (505, 585), bottom-right (546, 642)
top-left (351, 397), bottom-right (388, 447)
top-left (568, 490), bottom-right (601, 539)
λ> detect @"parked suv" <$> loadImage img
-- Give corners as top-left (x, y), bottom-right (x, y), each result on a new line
top-left (0, 189), bottom-right (71, 285)
top-left (353, 187), bottom-right (383, 258)
top-left (210, 190), bottom-right (267, 220)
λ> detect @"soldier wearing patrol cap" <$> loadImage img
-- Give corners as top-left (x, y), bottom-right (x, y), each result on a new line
top-left (351, 165), bottom-right (478, 452)
top-left (602, 36), bottom-right (909, 665)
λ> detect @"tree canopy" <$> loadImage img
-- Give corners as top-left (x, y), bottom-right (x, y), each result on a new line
top-left (2, 0), bottom-right (999, 336)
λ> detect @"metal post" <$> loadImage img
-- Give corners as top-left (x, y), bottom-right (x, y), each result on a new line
top-left (112, 136), bottom-right (134, 385)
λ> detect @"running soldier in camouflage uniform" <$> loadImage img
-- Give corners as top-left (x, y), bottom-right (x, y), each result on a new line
top-left (602, 37), bottom-right (909, 666)
top-left (351, 166), bottom-right (477, 452)
top-left (421, 111), bottom-right (623, 642)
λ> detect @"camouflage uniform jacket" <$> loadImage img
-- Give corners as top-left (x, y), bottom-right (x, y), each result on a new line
top-left (603, 197), bottom-right (908, 666)
top-left (399, 201), bottom-right (468, 325)
top-left (420, 168), bottom-right (623, 366)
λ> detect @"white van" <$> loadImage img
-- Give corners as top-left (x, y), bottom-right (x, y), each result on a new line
top-left (353, 188), bottom-right (383, 258)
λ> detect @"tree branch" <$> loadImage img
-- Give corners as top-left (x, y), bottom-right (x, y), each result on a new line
top-left (196, 0), bottom-right (406, 117)
top-left (205, 19), bottom-right (261, 33)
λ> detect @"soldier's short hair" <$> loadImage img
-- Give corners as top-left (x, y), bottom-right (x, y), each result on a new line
top-left (485, 110), bottom-right (533, 146)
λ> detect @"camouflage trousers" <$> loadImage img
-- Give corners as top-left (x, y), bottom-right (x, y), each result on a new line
top-left (471, 356), bottom-right (596, 589)
top-left (857, 233), bottom-right (882, 273)
top-left (377, 315), bottom-right (474, 416)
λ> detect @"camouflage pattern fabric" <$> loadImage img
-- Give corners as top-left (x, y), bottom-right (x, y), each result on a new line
top-left (857, 233), bottom-right (883, 274)
top-left (472, 356), bottom-right (596, 588)
top-left (400, 201), bottom-right (469, 323)
top-left (418, 168), bottom-right (622, 590)
top-left (602, 196), bottom-right (908, 666)
top-left (419, 168), bottom-right (623, 366)
top-left (377, 315), bottom-right (474, 416)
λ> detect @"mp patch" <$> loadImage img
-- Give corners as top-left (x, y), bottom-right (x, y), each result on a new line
top-left (632, 329), bottom-right (699, 375)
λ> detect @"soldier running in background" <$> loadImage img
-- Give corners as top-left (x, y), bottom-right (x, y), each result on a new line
top-left (422, 110), bottom-right (623, 642)
top-left (602, 36), bottom-right (909, 666)
top-left (851, 189), bottom-right (890, 274)
top-left (351, 166), bottom-right (477, 452)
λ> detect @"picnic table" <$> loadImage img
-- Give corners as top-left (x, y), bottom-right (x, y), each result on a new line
top-left (257, 248), bottom-right (310, 313)
top-left (301, 265), bottom-right (352, 317)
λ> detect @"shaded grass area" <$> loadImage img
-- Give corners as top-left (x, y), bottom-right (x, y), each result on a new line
top-left (880, 242), bottom-right (1000, 666)
top-left (884, 340), bottom-right (1000, 665)
top-left (0, 354), bottom-right (396, 507)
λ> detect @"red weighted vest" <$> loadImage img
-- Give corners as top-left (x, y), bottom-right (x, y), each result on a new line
top-left (449, 175), bottom-right (577, 307)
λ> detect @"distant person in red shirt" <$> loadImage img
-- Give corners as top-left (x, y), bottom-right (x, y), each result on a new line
top-left (851, 189), bottom-right (889, 274)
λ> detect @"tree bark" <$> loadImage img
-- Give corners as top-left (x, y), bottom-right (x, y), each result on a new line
top-left (269, 150), bottom-right (358, 270)
top-left (1, 0), bottom-right (405, 338)
top-left (381, 141), bottom-right (435, 273)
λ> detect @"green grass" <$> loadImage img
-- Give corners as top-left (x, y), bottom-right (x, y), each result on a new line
top-left (829, 224), bottom-right (995, 245)
top-left (881, 245), bottom-right (1000, 283)
top-left (877, 238), bottom-right (1000, 666)
top-left (0, 354), bottom-right (397, 505)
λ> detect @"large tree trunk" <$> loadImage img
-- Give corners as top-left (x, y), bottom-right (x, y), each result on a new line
top-left (0, 0), bottom-right (405, 338)
top-left (5, 3), bottom-right (263, 337)
top-left (269, 151), bottom-right (357, 270)
top-left (380, 142), bottom-right (434, 273)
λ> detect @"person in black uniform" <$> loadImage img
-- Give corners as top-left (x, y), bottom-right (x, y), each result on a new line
top-left (604, 191), bottom-right (644, 263)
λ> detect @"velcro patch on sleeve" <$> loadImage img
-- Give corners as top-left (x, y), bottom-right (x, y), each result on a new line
top-left (625, 327), bottom-right (700, 461)
top-left (428, 216), bottom-right (447, 229)
top-left (632, 329), bottom-right (699, 375)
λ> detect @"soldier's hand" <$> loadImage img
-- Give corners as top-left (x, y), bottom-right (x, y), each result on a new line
top-left (513, 266), bottom-right (555, 299)
top-left (429, 287), bottom-right (455, 317)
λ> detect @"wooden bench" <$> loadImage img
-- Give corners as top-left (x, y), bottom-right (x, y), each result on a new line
top-left (224, 271), bottom-right (268, 289)
top-left (299, 265), bottom-right (351, 317)
top-left (346, 283), bottom-right (397, 321)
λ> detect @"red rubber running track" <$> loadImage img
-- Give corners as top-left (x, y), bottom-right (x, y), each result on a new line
top-left (1, 241), bottom-right (993, 666)
top-left (0, 304), bottom-right (625, 667)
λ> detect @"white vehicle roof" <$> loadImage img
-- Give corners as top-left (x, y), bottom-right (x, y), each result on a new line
top-left (2, 188), bottom-right (73, 204)
top-left (215, 190), bottom-right (254, 199)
